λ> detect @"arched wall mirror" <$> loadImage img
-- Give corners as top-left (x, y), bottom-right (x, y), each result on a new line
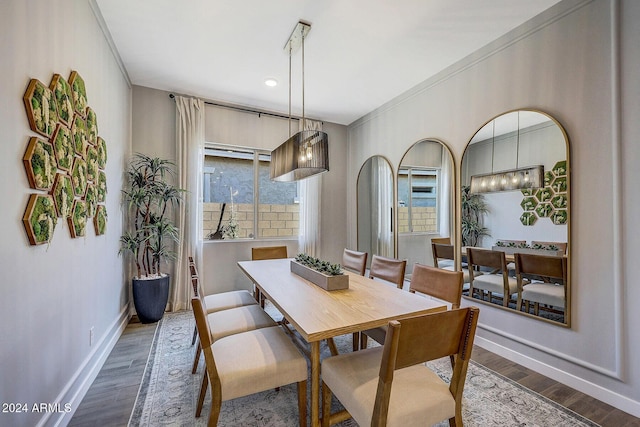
top-left (461, 109), bottom-right (570, 326)
top-left (397, 139), bottom-right (455, 278)
top-left (357, 156), bottom-right (394, 263)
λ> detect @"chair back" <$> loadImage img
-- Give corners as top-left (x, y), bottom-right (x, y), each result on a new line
top-left (409, 264), bottom-right (463, 308)
top-left (531, 241), bottom-right (568, 254)
top-left (431, 243), bottom-right (455, 268)
top-left (514, 253), bottom-right (566, 283)
top-left (373, 307), bottom-right (479, 424)
top-left (191, 297), bottom-right (221, 384)
top-left (467, 247), bottom-right (507, 272)
top-left (189, 263), bottom-right (198, 278)
top-left (342, 249), bottom-right (368, 276)
top-left (369, 255), bottom-right (406, 289)
top-left (430, 237), bottom-right (451, 245)
top-left (251, 245), bottom-right (288, 260)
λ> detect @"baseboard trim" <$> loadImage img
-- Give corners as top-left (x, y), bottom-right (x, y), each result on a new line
top-left (37, 305), bottom-right (131, 427)
top-left (475, 336), bottom-right (640, 418)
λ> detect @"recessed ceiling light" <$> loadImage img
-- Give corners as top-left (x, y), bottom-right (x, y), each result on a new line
top-left (264, 78), bottom-right (278, 87)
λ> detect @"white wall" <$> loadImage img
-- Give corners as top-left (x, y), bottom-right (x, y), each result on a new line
top-left (348, 0), bottom-right (640, 416)
top-left (131, 88), bottom-right (349, 296)
top-left (0, 1), bottom-right (131, 426)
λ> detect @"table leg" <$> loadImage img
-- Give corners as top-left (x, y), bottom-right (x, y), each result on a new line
top-left (311, 341), bottom-right (320, 427)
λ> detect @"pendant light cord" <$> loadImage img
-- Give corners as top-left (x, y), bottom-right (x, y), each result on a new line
top-left (301, 26), bottom-right (306, 131)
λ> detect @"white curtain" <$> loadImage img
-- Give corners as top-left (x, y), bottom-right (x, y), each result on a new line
top-left (297, 119), bottom-right (323, 257)
top-left (438, 149), bottom-right (451, 238)
top-left (373, 157), bottom-right (393, 257)
top-left (172, 96), bottom-right (204, 311)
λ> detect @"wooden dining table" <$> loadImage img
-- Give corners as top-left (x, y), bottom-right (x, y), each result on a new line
top-left (237, 258), bottom-right (446, 427)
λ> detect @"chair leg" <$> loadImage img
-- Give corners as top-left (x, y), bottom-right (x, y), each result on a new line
top-left (327, 338), bottom-right (339, 356)
top-left (352, 332), bottom-right (360, 351)
top-left (360, 332), bottom-right (368, 350)
top-left (192, 341), bottom-right (201, 374)
top-left (196, 372), bottom-right (208, 417)
top-left (322, 382), bottom-right (332, 427)
top-left (297, 380), bottom-right (307, 427)
top-left (208, 374), bottom-right (223, 427)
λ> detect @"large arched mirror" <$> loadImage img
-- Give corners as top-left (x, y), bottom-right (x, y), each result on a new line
top-left (397, 139), bottom-right (455, 278)
top-left (461, 109), bottom-right (570, 326)
top-left (357, 156), bottom-right (394, 262)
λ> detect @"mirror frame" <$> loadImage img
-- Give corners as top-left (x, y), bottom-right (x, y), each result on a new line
top-left (356, 155), bottom-right (396, 260)
top-left (397, 138), bottom-right (458, 274)
top-left (459, 109), bottom-right (571, 327)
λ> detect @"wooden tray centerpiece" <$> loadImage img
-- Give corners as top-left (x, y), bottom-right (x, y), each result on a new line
top-left (291, 253), bottom-right (349, 291)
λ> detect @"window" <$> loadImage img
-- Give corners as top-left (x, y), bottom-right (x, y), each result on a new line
top-left (397, 167), bottom-right (439, 233)
top-left (203, 144), bottom-right (299, 240)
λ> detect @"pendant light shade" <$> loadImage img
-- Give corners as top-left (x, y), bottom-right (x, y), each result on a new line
top-left (270, 21), bottom-right (329, 182)
top-left (271, 129), bottom-right (329, 182)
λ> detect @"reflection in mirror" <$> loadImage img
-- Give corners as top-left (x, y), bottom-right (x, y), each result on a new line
top-left (357, 156), bottom-right (394, 263)
top-left (461, 110), bottom-right (570, 326)
top-left (397, 139), bottom-right (455, 279)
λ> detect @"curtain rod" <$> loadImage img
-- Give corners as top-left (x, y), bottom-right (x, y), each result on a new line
top-left (169, 93), bottom-right (300, 122)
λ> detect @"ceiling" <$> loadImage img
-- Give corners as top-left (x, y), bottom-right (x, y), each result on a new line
top-left (95, 0), bottom-right (562, 125)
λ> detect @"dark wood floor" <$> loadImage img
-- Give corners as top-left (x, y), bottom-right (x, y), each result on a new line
top-left (69, 317), bottom-right (640, 427)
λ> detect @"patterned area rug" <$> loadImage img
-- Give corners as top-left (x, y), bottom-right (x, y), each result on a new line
top-left (129, 309), bottom-right (599, 427)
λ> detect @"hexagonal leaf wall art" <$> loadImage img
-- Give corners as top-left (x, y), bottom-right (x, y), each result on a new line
top-left (71, 157), bottom-right (88, 197)
top-left (69, 71), bottom-right (88, 117)
top-left (520, 196), bottom-right (537, 212)
top-left (85, 183), bottom-right (97, 218)
top-left (71, 114), bottom-right (88, 156)
top-left (50, 74), bottom-right (74, 127)
top-left (551, 209), bottom-right (568, 225)
top-left (94, 205), bottom-right (107, 236)
top-left (520, 212), bottom-right (537, 226)
top-left (97, 170), bottom-right (107, 203)
top-left (96, 137), bottom-right (107, 170)
top-left (552, 160), bottom-right (567, 177)
top-left (551, 175), bottom-right (567, 193)
top-left (23, 137), bottom-right (57, 191)
top-left (24, 79), bottom-right (59, 138)
top-left (551, 194), bottom-right (568, 209)
top-left (535, 203), bottom-right (554, 218)
top-left (85, 107), bottom-right (98, 145)
top-left (51, 124), bottom-right (74, 172)
top-left (68, 200), bottom-right (88, 238)
top-left (85, 145), bottom-right (99, 183)
top-left (23, 194), bottom-right (57, 245)
top-left (52, 173), bottom-right (74, 218)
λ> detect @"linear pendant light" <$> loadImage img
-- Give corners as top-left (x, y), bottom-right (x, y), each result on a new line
top-left (270, 21), bottom-right (329, 182)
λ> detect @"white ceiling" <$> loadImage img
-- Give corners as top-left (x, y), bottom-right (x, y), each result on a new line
top-left (95, 0), bottom-right (562, 125)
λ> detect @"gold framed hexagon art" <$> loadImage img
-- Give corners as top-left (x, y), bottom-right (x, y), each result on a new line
top-left (23, 137), bottom-right (57, 191)
top-left (69, 71), bottom-right (88, 117)
top-left (84, 183), bottom-right (97, 217)
top-left (85, 145), bottom-right (99, 183)
top-left (68, 199), bottom-right (87, 238)
top-left (71, 157), bottom-right (88, 197)
top-left (85, 107), bottom-right (98, 145)
top-left (71, 114), bottom-right (88, 156)
top-left (52, 173), bottom-right (75, 218)
top-left (50, 74), bottom-right (74, 127)
top-left (24, 79), bottom-right (59, 138)
top-left (96, 136), bottom-right (107, 170)
top-left (51, 123), bottom-right (74, 172)
top-left (94, 205), bottom-right (107, 236)
top-left (97, 170), bottom-right (107, 203)
top-left (23, 194), bottom-right (57, 245)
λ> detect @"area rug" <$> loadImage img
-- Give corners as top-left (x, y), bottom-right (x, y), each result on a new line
top-left (129, 309), bottom-right (599, 427)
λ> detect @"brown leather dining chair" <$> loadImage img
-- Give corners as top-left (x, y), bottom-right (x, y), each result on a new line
top-left (515, 252), bottom-right (567, 317)
top-left (322, 307), bottom-right (480, 427)
top-left (467, 247), bottom-right (519, 307)
top-left (342, 248), bottom-right (368, 276)
top-left (358, 255), bottom-right (407, 350)
top-left (251, 245), bottom-right (288, 308)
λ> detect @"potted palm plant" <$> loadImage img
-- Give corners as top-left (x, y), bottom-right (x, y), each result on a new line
top-left (119, 153), bottom-right (183, 323)
top-left (461, 185), bottom-right (490, 247)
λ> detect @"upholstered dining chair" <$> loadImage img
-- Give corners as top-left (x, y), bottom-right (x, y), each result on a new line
top-left (359, 264), bottom-right (464, 361)
top-left (467, 248), bottom-right (519, 307)
top-left (251, 245), bottom-right (288, 308)
top-left (358, 255), bottom-right (407, 350)
top-left (342, 248), bottom-right (368, 276)
top-left (515, 252), bottom-right (567, 316)
top-left (321, 306), bottom-right (480, 427)
top-left (431, 242), bottom-right (476, 285)
top-left (191, 297), bottom-right (308, 427)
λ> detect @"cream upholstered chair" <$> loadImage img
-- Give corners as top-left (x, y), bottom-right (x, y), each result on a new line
top-left (192, 297), bottom-right (308, 427)
top-left (321, 307), bottom-right (480, 427)
top-left (467, 247), bottom-right (519, 307)
top-left (358, 255), bottom-right (407, 350)
top-left (251, 245), bottom-right (288, 308)
top-left (431, 242), bottom-right (476, 285)
top-left (358, 264), bottom-right (464, 357)
top-left (515, 252), bottom-right (567, 316)
top-left (342, 248), bottom-right (368, 276)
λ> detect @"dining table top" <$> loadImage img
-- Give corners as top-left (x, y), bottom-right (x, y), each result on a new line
top-left (237, 258), bottom-right (447, 343)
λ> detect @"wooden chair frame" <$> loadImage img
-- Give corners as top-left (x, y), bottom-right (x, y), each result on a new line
top-left (515, 253), bottom-right (567, 315)
top-left (467, 248), bottom-right (515, 307)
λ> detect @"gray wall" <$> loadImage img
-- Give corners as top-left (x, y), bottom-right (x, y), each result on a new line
top-left (0, 1), bottom-right (131, 426)
top-left (348, 0), bottom-right (640, 416)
